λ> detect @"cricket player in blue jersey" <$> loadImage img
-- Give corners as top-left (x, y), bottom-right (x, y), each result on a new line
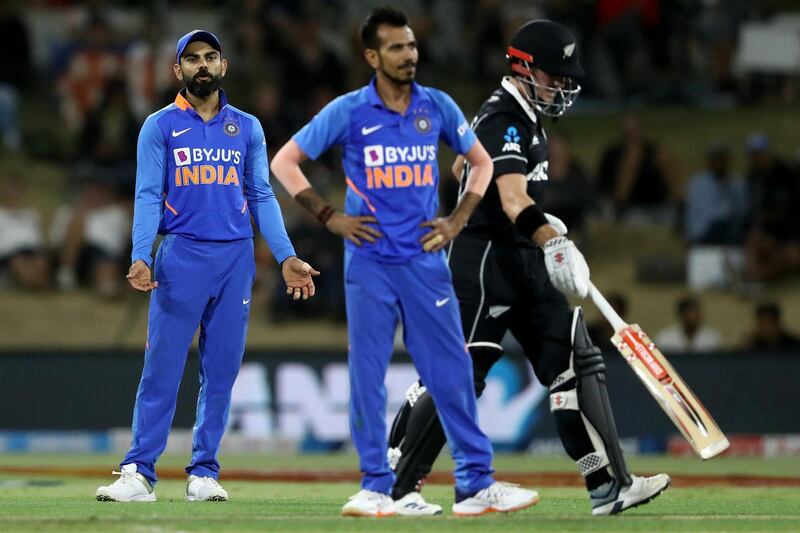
top-left (271, 7), bottom-right (538, 517)
top-left (96, 30), bottom-right (318, 503)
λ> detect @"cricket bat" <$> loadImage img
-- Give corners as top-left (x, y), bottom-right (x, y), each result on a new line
top-left (588, 282), bottom-right (730, 460)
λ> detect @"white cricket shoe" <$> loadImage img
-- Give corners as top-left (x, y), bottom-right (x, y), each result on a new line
top-left (452, 482), bottom-right (539, 516)
top-left (591, 473), bottom-right (670, 515)
top-left (95, 463), bottom-right (156, 502)
top-left (394, 491), bottom-right (442, 516)
top-left (186, 475), bottom-right (229, 501)
top-left (341, 489), bottom-right (397, 517)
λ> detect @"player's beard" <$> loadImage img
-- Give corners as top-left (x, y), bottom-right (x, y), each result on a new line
top-left (185, 69), bottom-right (223, 98)
top-left (381, 60), bottom-right (416, 85)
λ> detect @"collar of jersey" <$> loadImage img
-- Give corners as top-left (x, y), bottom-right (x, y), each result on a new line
top-left (174, 88), bottom-right (229, 117)
top-left (366, 76), bottom-right (429, 113)
top-left (501, 77), bottom-right (537, 124)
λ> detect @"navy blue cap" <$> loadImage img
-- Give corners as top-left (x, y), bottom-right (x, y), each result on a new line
top-left (175, 29), bottom-right (222, 62)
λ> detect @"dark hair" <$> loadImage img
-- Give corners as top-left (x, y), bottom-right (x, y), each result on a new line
top-left (360, 6), bottom-right (408, 50)
top-left (756, 302), bottom-right (781, 321)
top-left (677, 296), bottom-right (699, 316)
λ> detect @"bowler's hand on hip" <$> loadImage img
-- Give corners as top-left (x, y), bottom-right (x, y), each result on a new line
top-left (326, 212), bottom-right (382, 246)
top-left (542, 236), bottom-right (590, 299)
top-left (420, 216), bottom-right (461, 252)
top-left (127, 260), bottom-right (158, 292)
top-left (282, 256), bottom-right (320, 301)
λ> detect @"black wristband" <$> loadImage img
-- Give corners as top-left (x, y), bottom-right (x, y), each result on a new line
top-left (316, 205), bottom-right (335, 225)
top-left (515, 204), bottom-right (548, 240)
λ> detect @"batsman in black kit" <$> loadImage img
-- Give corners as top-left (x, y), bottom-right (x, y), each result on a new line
top-left (387, 20), bottom-right (670, 516)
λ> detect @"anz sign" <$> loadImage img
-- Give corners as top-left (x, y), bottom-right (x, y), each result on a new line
top-left (228, 355), bottom-right (548, 451)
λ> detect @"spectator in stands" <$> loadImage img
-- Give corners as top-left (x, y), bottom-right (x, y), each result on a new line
top-left (686, 0), bottom-right (742, 95)
top-left (0, 3), bottom-right (30, 151)
top-left (125, 11), bottom-right (180, 121)
top-left (684, 141), bottom-right (748, 245)
top-left (744, 133), bottom-right (800, 282)
top-left (586, 292), bottom-right (628, 352)
top-left (540, 132), bottom-right (594, 242)
top-left (56, 13), bottom-right (124, 131)
top-left (51, 170), bottom-right (130, 298)
top-left (598, 113), bottom-right (680, 225)
top-left (655, 296), bottom-right (721, 353)
top-left (742, 302), bottom-right (800, 351)
top-left (0, 176), bottom-right (49, 290)
top-left (78, 77), bottom-right (139, 196)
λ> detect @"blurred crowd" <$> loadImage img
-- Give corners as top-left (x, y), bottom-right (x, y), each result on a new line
top-left (0, 1), bottom-right (798, 347)
top-left (586, 292), bottom-right (799, 353)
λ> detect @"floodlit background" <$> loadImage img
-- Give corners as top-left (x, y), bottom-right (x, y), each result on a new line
top-left (0, 0), bottom-right (798, 458)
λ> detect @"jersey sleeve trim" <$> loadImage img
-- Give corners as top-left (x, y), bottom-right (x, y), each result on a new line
top-left (474, 110), bottom-right (532, 178)
top-left (492, 154), bottom-right (528, 163)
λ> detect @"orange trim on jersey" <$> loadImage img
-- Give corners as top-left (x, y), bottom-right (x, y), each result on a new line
top-left (345, 176), bottom-right (377, 213)
top-left (164, 199), bottom-right (178, 215)
top-left (174, 92), bottom-right (193, 110)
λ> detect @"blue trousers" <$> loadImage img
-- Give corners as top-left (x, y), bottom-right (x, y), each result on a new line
top-left (345, 251), bottom-right (495, 496)
top-left (122, 235), bottom-right (255, 485)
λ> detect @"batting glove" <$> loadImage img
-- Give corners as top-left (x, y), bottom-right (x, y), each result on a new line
top-left (544, 213), bottom-right (568, 236)
top-left (543, 236), bottom-right (590, 299)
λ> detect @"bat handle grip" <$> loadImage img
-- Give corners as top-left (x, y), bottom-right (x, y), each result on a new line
top-left (588, 282), bottom-right (627, 332)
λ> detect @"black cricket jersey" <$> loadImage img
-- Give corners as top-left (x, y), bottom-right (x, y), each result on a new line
top-left (460, 77), bottom-right (549, 246)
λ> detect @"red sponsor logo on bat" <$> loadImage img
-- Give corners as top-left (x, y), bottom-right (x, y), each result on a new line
top-left (622, 328), bottom-right (669, 382)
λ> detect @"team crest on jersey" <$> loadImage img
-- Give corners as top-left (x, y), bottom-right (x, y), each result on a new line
top-left (223, 121), bottom-right (240, 137)
top-left (502, 126), bottom-right (521, 153)
top-left (414, 115), bottom-right (431, 134)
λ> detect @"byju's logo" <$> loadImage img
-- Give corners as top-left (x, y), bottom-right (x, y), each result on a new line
top-left (174, 147), bottom-right (191, 166)
top-left (502, 126), bottom-right (522, 153)
top-left (364, 145), bottom-right (384, 167)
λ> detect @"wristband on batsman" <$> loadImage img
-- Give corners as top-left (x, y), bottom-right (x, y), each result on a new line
top-left (515, 204), bottom-right (549, 240)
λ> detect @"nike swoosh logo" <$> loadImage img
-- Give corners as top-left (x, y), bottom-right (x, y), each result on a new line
top-left (487, 305), bottom-right (511, 318)
top-left (435, 297), bottom-right (450, 307)
top-left (361, 124), bottom-right (383, 135)
top-left (172, 127), bottom-right (192, 137)
top-left (242, 298), bottom-right (251, 305)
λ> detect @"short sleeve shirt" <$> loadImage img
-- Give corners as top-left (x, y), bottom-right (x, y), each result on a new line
top-left (462, 78), bottom-right (550, 246)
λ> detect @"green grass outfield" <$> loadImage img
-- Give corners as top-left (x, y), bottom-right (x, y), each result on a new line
top-left (1, 453), bottom-right (799, 532)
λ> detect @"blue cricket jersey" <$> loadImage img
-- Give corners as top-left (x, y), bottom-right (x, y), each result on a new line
top-left (131, 89), bottom-right (295, 267)
top-left (293, 78), bottom-right (477, 262)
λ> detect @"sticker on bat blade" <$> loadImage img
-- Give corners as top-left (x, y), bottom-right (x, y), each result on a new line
top-left (622, 328), bottom-right (669, 382)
